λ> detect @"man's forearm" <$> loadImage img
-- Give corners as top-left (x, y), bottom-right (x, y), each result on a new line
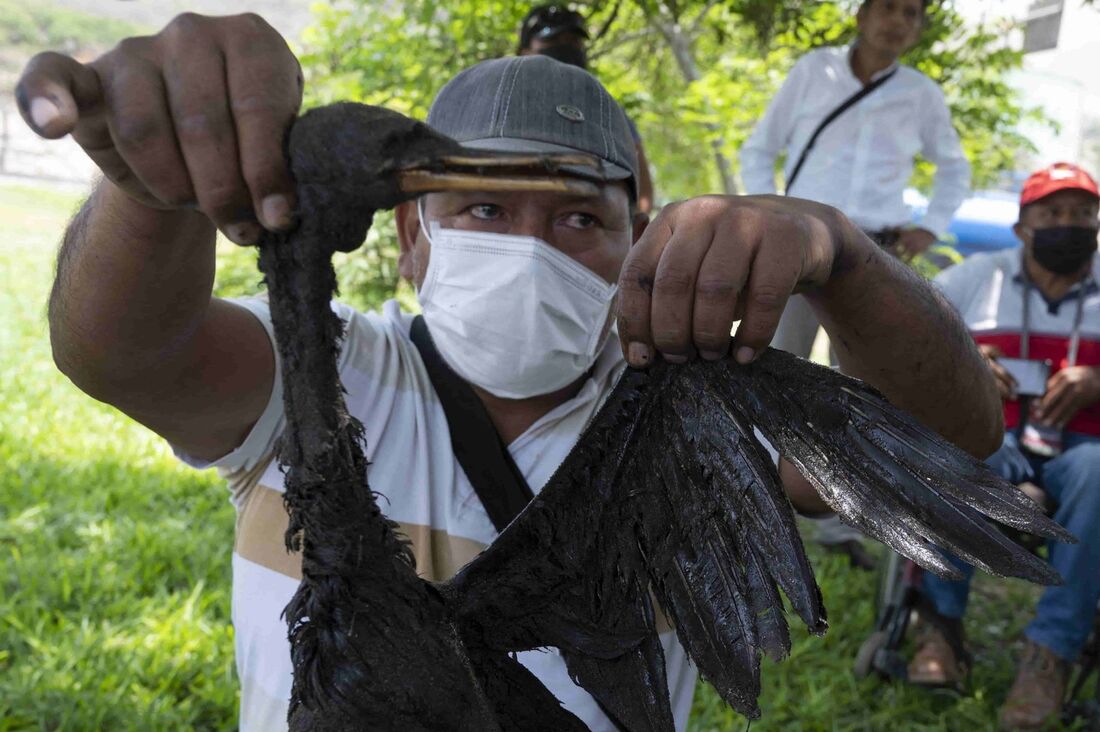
top-left (809, 228), bottom-right (1003, 458)
top-left (50, 179), bottom-right (219, 396)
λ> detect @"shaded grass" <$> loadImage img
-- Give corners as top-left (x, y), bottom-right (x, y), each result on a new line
top-left (689, 541), bottom-right (1062, 731)
top-left (0, 181), bottom-right (1068, 730)
top-left (0, 183), bottom-right (235, 731)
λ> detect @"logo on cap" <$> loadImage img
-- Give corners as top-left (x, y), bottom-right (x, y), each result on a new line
top-left (555, 104), bottom-right (585, 123)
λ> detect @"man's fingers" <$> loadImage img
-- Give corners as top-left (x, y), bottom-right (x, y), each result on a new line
top-left (161, 20), bottom-right (257, 244)
top-left (691, 223), bottom-right (750, 360)
top-left (19, 13), bottom-right (304, 237)
top-left (731, 216), bottom-right (802, 363)
top-left (649, 222), bottom-right (713, 362)
top-left (1038, 377), bottom-right (1074, 426)
top-left (1040, 392), bottom-right (1073, 428)
top-left (981, 344), bottom-right (1005, 359)
top-left (988, 360), bottom-right (1015, 387)
top-left (617, 211), bottom-right (674, 367)
top-left (97, 52), bottom-right (193, 208)
top-left (222, 14), bottom-right (302, 230)
top-left (992, 366), bottom-right (1017, 400)
top-left (16, 51), bottom-right (103, 139)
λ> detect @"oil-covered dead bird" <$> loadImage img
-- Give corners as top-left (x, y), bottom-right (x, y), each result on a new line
top-left (257, 102), bottom-right (1072, 732)
top-left (17, 22), bottom-right (1071, 731)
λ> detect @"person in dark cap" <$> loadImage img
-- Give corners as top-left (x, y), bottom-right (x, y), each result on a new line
top-left (911, 162), bottom-right (1100, 730)
top-left (517, 3), bottom-right (656, 213)
top-left (517, 3), bottom-right (589, 66)
top-left (19, 12), bottom-right (1004, 730)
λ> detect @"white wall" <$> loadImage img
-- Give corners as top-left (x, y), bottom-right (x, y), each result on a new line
top-left (961, 0), bottom-right (1100, 171)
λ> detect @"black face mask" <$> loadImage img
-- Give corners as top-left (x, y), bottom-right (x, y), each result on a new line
top-left (1031, 225), bottom-right (1099, 275)
top-left (537, 43), bottom-right (588, 69)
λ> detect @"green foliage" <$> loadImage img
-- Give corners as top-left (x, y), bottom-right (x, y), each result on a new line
top-left (909, 242), bottom-right (965, 280)
top-left (0, 0), bottom-right (141, 53)
top-left (691, 535), bottom-right (1095, 731)
top-left (303, 0), bottom-right (1043, 199)
top-left (211, 210), bottom-right (414, 313)
top-left (0, 183), bottom-right (237, 730)
top-left (296, 0), bottom-right (1045, 303)
top-left (296, 1), bottom-right (1031, 304)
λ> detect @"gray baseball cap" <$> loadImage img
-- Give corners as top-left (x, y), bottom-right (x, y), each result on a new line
top-left (427, 55), bottom-right (638, 199)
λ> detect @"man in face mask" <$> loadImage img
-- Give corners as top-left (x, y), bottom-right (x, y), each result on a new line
top-left (20, 16), bottom-right (1004, 731)
top-left (913, 163), bottom-right (1100, 730)
top-left (516, 3), bottom-right (656, 214)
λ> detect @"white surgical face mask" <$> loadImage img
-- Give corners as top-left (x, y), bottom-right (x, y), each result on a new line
top-left (415, 203), bottom-right (618, 399)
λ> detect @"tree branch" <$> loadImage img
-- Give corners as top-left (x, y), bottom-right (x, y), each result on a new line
top-left (591, 0), bottom-right (623, 43)
top-left (689, 0), bottom-right (722, 36)
top-left (592, 26), bottom-right (657, 53)
top-left (647, 10), bottom-right (739, 194)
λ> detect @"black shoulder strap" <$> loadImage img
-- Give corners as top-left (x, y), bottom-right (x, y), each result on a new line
top-left (411, 316), bottom-right (633, 731)
top-left (409, 316), bottom-right (534, 532)
top-left (784, 67), bottom-right (899, 194)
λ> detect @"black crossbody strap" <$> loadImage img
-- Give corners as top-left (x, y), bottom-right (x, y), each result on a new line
top-left (784, 67), bottom-right (899, 194)
top-left (409, 316), bottom-right (534, 532)
top-left (410, 316), bottom-right (631, 731)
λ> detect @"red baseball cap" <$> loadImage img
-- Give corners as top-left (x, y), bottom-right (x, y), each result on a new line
top-left (1020, 162), bottom-right (1100, 206)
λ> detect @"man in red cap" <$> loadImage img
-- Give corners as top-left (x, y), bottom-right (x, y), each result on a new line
top-left (910, 162), bottom-right (1100, 730)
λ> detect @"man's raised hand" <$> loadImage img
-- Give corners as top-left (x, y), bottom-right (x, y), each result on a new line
top-left (1036, 365), bottom-right (1100, 429)
top-left (978, 344), bottom-right (1018, 401)
top-left (15, 13), bottom-right (303, 244)
top-left (616, 195), bottom-right (844, 368)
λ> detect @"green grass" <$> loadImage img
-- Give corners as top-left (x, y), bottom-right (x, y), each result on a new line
top-left (0, 181), bottom-right (1068, 730)
top-left (0, 183), bottom-right (236, 730)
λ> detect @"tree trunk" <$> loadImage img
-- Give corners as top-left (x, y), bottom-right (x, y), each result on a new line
top-left (650, 15), bottom-right (739, 195)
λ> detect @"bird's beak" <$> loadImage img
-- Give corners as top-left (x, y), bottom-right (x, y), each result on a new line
top-left (397, 151), bottom-right (603, 196)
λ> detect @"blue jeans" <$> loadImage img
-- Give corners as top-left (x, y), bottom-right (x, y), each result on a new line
top-left (922, 431), bottom-right (1100, 662)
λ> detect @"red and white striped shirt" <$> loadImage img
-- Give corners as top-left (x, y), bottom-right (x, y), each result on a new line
top-left (935, 249), bottom-right (1100, 435)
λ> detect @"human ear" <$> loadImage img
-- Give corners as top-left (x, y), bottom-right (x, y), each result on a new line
top-left (395, 200), bottom-right (420, 282)
top-left (1013, 221), bottom-right (1033, 249)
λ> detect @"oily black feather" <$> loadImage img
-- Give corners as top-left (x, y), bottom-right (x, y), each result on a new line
top-left (259, 101), bottom-right (1071, 731)
top-left (715, 348), bottom-right (1074, 582)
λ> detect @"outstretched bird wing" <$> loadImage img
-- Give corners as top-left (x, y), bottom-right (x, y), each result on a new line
top-left (449, 349), bottom-right (1070, 725)
top-left (720, 348), bottom-right (1074, 582)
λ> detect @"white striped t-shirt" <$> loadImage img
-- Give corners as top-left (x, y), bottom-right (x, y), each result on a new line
top-left (182, 297), bottom-right (698, 732)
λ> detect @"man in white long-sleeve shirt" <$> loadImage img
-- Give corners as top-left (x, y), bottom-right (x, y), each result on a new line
top-left (742, 0), bottom-right (970, 350)
top-left (740, 0), bottom-right (971, 558)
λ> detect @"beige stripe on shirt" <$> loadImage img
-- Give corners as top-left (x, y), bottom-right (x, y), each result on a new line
top-left (234, 483), bottom-right (674, 633)
top-left (234, 483), bottom-right (490, 582)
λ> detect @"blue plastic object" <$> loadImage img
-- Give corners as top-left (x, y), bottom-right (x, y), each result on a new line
top-left (909, 189), bottom-right (1021, 257)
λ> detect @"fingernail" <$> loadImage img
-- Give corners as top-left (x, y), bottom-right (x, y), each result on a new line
top-left (225, 222), bottom-right (262, 245)
top-left (664, 353), bottom-right (688, 364)
top-left (30, 97), bottom-right (60, 131)
top-left (735, 346), bottom-right (755, 364)
top-left (700, 349), bottom-right (726, 361)
top-left (261, 194), bottom-right (293, 229)
top-left (628, 342), bottom-right (651, 366)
